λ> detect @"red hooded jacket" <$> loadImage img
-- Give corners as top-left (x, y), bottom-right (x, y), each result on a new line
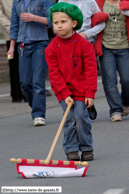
top-left (45, 32), bottom-right (97, 103)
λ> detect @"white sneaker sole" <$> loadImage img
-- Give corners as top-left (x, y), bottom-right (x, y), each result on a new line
top-left (34, 122), bottom-right (45, 127)
top-left (111, 115), bottom-right (122, 122)
top-left (34, 118), bottom-right (45, 127)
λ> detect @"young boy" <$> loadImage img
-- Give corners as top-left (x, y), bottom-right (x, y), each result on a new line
top-left (45, 2), bottom-right (97, 161)
top-left (58, 0), bottom-right (106, 120)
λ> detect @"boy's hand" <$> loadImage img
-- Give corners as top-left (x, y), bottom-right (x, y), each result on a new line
top-left (65, 96), bottom-right (74, 106)
top-left (79, 32), bottom-right (87, 39)
top-left (20, 13), bottom-right (34, 22)
top-left (85, 98), bottom-right (94, 108)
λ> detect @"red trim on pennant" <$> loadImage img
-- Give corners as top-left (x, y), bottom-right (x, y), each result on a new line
top-left (82, 165), bottom-right (90, 177)
top-left (16, 163), bottom-right (19, 174)
top-left (16, 159), bottom-right (89, 178)
top-left (17, 159), bottom-right (27, 173)
top-left (16, 159), bottom-right (77, 175)
top-left (34, 159), bottom-right (40, 165)
top-left (20, 172), bottom-right (27, 179)
top-left (68, 161), bottom-right (77, 170)
top-left (57, 160), bottom-right (77, 169)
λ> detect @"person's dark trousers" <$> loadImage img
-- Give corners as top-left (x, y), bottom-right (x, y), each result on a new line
top-left (7, 41), bottom-right (23, 102)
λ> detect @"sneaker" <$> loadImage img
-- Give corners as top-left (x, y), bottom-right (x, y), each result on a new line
top-left (34, 117), bottom-right (45, 127)
top-left (111, 115), bottom-right (122, 122)
top-left (81, 151), bottom-right (94, 161)
top-left (66, 151), bottom-right (80, 161)
top-left (123, 106), bottom-right (129, 116)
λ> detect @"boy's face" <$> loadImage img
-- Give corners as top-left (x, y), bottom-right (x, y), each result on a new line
top-left (52, 12), bottom-right (77, 38)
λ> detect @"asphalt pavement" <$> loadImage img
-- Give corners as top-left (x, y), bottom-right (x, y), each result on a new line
top-left (0, 77), bottom-right (129, 194)
top-left (0, 77), bottom-right (105, 119)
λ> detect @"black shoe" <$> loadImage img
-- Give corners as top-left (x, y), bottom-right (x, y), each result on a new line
top-left (23, 97), bottom-right (28, 102)
top-left (87, 105), bottom-right (97, 120)
top-left (66, 151), bottom-right (80, 161)
top-left (81, 151), bottom-right (94, 161)
top-left (12, 98), bottom-right (22, 103)
top-left (45, 89), bottom-right (52, 97)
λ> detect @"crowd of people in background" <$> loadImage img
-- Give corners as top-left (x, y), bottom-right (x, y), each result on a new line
top-left (0, 0), bottom-right (128, 122)
top-left (96, 0), bottom-right (129, 122)
top-left (0, 0), bottom-right (26, 102)
top-left (0, 0), bottom-right (129, 160)
top-left (0, 0), bottom-right (52, 103)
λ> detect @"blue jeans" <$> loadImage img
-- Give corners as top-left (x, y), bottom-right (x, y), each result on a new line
top-left (18, 41), bottom-right (48, 119)
top-left (99, 46), bottom-right (129, 117)
top-left (60, 100), bottom-right (93, 154)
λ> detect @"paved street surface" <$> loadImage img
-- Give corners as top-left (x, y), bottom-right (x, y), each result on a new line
top-left (0, 77), bottom-right (129, 194)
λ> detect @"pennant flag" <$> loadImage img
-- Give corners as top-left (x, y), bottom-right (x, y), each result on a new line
top-left (16, 159), bottom-right (89, 178)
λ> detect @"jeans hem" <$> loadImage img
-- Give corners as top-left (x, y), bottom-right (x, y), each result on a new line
top-left (110, 112), bottom-right (123, 117)
top-left (80, 147), bottom-right (93, 152)
top-left (65, 147), bottom-right (79, 154)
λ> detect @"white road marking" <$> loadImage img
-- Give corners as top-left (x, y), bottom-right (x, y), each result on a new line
top-left (0, 87), bottom-right (52, 98)
top-left (0, 80), bottom-right (102, 98)
top-left (0, 94), bottom-right (10, 98)
top-left (103, 188), bottom-right (126, 194)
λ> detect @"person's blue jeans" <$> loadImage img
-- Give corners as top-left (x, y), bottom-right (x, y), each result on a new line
top-left (18, 41), bottom-right (48, 119)
top-left (99, 46), bottom-right (129, 117)
top-left (60, 100), bottom-right (93, 154)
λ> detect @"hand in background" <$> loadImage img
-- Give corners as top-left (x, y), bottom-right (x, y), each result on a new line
top-left (79, 32), bottom-right (87, 39)
top-left (7, 47), bottom-right (14, 60)
top-left (20, 13), bottom-right (34, 22)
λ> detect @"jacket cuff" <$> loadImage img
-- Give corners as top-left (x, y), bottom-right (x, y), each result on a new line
top-left (46, 17), bottom-right (53, 28)
top-left (85, 90), bottom-right (96, 99)
top-left (9, 35), bottom-right (17, 40)
top-left (61, 88), bottom-right (73, 100)
top-left (85, 30), bottom-right (92, 39)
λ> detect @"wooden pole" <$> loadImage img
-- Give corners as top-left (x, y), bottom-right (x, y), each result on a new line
top-left (10, 158), bottom-right (88, 166)
top-left (45, 102), bottom-right (73, 165)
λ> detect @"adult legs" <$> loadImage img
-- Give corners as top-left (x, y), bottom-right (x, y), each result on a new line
top-left (7, 41), bottom-right (23, 102)
top-left (18, 41), bottom-right (47, 120)
top-left (31, 41), bottom-right (47, 119)
top-left (116, 48), bottom-right (129, 107)
top-left (99, 47), bottom-right (123, 117)
top-left (18, 43), bottom-right (33, 107)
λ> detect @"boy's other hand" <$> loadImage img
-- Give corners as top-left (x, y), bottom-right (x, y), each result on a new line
top-left (85, 98), bottom-right (94, 108)
top-left (79, 32), bottom-right (87, 39)
top-left (65, 96), bottom-right (74, 106)
top-left (20, 13), bottom-right (34, 22)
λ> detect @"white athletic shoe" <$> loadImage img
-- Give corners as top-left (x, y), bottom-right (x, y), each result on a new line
top-left (111, 115), bottom-right (122, 122)
top-left (34, 117), bottom-right (45, 127)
